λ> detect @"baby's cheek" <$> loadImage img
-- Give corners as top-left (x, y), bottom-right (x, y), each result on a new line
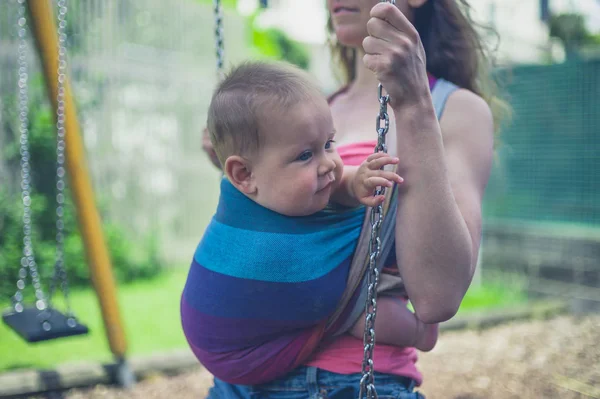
top-left (293, 173), bottom-right (319, 198)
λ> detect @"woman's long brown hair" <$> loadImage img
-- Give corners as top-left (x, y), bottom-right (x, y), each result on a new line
top-left (328, 0), bottom-right (510, 133)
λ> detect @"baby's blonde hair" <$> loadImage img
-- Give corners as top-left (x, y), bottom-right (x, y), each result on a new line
top-left (207, 61), bottom-right (320, 165)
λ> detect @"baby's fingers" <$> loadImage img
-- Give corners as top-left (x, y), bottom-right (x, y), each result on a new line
top-left (367, 154), bottom-right (400, 170)
top-left (365, 152), bottom-right (390, 162)
top-left (364, 176), bottom-right (395, 191)
top-left (360, 195), bottom-right (386, 208)
top-left (371, 170), bottom-right (404, 185)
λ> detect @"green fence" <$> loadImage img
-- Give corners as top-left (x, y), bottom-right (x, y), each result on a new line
top-left (484, 59), bottom-right (600, 226)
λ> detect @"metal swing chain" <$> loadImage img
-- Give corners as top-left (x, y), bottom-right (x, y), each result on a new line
top-left (359, 2), bottom-right (395, 398)
top-left (47, 0), bottom-right (76, 325)
top-left (13, 0), bottom-right (48, 314)
top-left (213, 0), bottom-right (225, 79)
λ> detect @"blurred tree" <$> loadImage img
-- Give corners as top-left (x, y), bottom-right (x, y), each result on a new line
top-left (196, 0), bottom-right (237, 8)
top-left (0, 77), bottom-right (162, 299)
top-left (195, 0), bottom-right (310, 69)
top-left (549, 13), bottom-right (600, 59)
top-left (251, 24), bottom-right (310, 70)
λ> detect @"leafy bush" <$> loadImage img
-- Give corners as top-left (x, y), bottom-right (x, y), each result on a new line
top-left (195, 1), bottom-right (311, 70)
top-left (251, 25), bottom-right (311, 70)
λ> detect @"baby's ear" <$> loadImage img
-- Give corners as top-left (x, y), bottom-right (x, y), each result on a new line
top-left (224, 155), bottom-right (256, 195)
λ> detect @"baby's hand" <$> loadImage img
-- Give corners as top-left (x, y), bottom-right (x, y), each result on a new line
top-left (353, 153), bottom-right (403, 207)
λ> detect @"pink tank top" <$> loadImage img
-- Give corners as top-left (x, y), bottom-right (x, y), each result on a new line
top-left (304, 141), bottom-right (422, 385)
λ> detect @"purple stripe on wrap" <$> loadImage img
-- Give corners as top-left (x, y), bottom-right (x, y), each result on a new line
top-left (181, 297), bottom-right (316, 352)
top-left (185, 317), bottom-right (316, 385)
top-left (183, 257), bottom-right (350, 321)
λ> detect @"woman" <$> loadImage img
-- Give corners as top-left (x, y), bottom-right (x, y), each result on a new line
top-left (202, 0), bottom-right (500, 397)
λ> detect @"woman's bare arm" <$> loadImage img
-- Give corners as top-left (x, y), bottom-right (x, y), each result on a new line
top-left (393, 90), bottom-right (494, 323)
top-left (362, 3), bottom-right (494, 323)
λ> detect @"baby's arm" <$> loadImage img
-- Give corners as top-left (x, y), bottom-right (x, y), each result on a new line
top-left (349, 296), bottom-right (438, 352)
top-left (331, 153), bottom-right (403, 207)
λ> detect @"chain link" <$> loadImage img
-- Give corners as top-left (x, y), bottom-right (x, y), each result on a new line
top-left (45, 0), bottom-right (77, 328)
top-left (213, 0), bottom-right (225, 79)
top-left (359, 2), bottom-right (395, 398)
top-left (13, 0), bottom-right (49, 315)
top-left (12, 0), bottom-right (76, 331)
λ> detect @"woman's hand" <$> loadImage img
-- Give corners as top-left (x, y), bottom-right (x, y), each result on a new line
top-left (202, 127), bottom-right (222, 170)
top-left (362, 2), bottom-right (430, 110)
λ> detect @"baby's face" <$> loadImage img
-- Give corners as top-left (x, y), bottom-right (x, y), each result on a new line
top-left (250, 96), bottom-right (343, 216)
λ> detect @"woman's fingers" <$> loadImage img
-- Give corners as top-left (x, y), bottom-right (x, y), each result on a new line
top-left (363, 53), bottom-right (386, 75)
top-left (365, 14), bottom-right (408, 44)
top-left (362, 11), bottom-right (418, 80)
top-left (362, 35), bottom-right (387, 56)
top-left (370, 2), bottom-right (419, 41)
top-left (363, 2), bottom-right (428, 109)
top-left (366, 16), bottom-right (392, 43)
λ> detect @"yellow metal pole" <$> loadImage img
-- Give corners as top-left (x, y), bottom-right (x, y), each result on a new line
top-left (26, 0), bottom-right (128, 359)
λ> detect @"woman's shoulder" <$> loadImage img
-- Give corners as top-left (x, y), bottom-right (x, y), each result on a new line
top-left (439, 87), bottom-right (494, 172)
top-left (446, 87), bottom-right (490, 112)
top-left (441, 88), bottom-right (493, 133)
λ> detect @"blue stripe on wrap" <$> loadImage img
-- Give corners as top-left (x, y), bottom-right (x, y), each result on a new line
top-left (215, 178), bottom-right (365, 234)
top-left (195, 216), bottom-right (362, 282)
top-left (183, 255), bottom-right (350, 321)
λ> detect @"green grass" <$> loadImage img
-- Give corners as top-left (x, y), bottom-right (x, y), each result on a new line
top-left (0, 268), bottom-right (189, 372)
top-left (0, 268), bottom-right (527, 372)
top-left (457, 275), bottom-right (528, 314)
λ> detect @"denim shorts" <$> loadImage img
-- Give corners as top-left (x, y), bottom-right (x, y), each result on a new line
top-left (206, 366), bottom-right (425, 399)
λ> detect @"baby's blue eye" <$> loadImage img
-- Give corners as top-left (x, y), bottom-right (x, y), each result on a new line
top-left (297, 151), bottom-right (313, 161)
top-left (325, 139), bottom-right (335, 150)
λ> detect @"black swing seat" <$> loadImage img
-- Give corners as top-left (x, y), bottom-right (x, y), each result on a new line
top-left (2, 306), bottom-right (89, 343)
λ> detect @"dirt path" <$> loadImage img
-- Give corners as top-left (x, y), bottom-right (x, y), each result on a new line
top-left (65, 314), bottom-right (599, 399)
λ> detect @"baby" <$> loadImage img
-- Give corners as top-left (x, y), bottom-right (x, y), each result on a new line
top-left (181, 61), bottom-right (437, 385)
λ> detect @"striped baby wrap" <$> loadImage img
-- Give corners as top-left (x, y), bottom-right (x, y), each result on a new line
top-left (180, 76), bottom-right (458, 385)
top-left (181, 178), bottom-right (366, 384)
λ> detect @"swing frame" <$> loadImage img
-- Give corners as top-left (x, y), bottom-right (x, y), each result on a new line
top-left (3, 0), bottom-right (132, 386)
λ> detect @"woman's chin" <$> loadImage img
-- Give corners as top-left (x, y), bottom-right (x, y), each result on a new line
top-left (333, 27), bottom-right (366, 49)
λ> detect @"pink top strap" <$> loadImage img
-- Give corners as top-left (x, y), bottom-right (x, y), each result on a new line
top-left (304, 141), bottom-right (422, 385)
top-left (307, 73), bottom-right (441, 384)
